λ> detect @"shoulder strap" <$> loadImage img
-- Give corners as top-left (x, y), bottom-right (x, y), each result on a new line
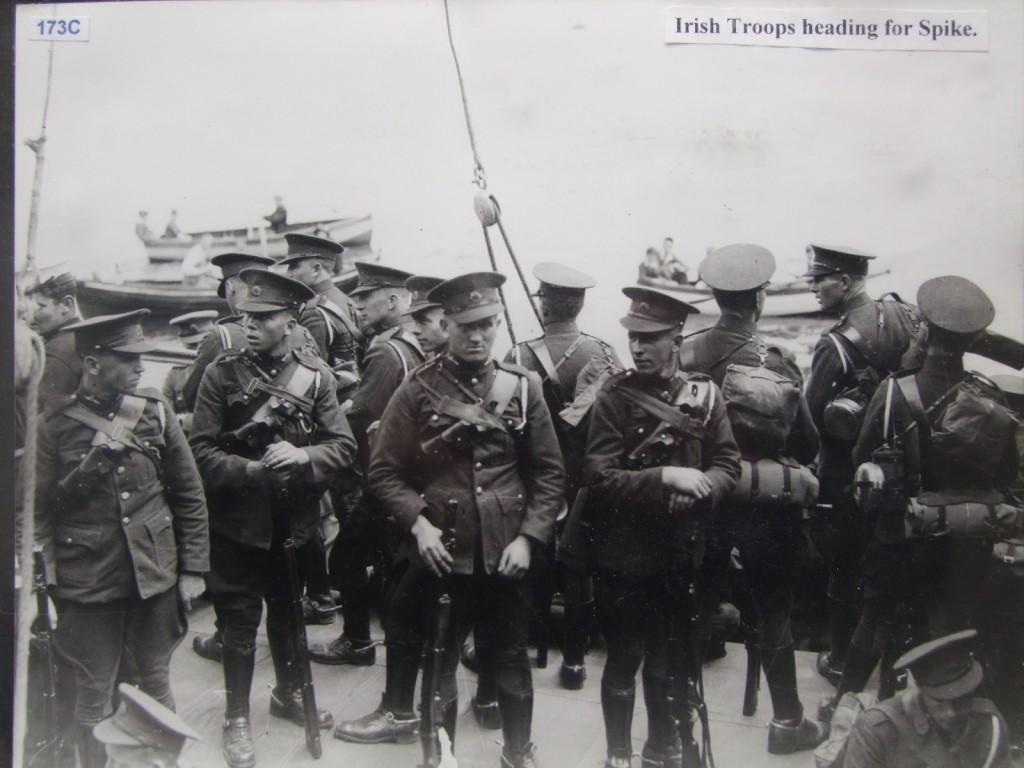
top-left (63, 395), bottom-right (148, 450)
top-left (245, 363), bottom-right (318, 427)
top-left (894, 374), bottom-right (929, 492)
top-left (616, 382), bottom-right (708, 441)
top-left (386, 339), bottom-right (410, 379)
top-left (319, 298), bottom-right (363, 342)
top-left (828, 332), bottom-right (856, 377)
top-left (525, 339), bottom-right (565, 402)
top-left (216, 324), bottom-right (232, 351)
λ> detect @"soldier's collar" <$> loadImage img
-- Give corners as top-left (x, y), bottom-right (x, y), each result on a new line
top-left (837, 290), bottom-right (873, 319)
top-left (714, 314), bottom-right (757, 336)
top-left (45, 315), bottom-right (82, 340)
top-left (540, 320), bottom-right (579, 336)
top-left (442, 353), bottom-right (493, 379)
top-left (76, 386), bottom-right (124, 414)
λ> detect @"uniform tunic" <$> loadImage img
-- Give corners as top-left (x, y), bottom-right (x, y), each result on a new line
top-left (843, 691), bottom-right (1010, 768)
top-left (38, 317), bottom-right (83, 407)
top-left (35, 387), bottom-right (209, 723)
top-left (368, 355), bottom-right (564, 574)
top-left (189, 347), bottom-right (355, 550)
top-left (296, 279), bottom-right (363, 372)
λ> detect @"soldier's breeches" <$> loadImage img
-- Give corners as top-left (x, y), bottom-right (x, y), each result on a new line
top-left (387, 565), bottom-right (534, 704)
top-left (206, 532), bottom-right (294, 655)
top-left (55, 588), bottom-right (183, 725)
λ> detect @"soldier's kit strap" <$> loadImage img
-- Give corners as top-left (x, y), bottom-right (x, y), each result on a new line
top-left (63, 395), bottom-right (148, 453)
top-left (617, 382), bottom-right (710, 441)
top-left (525, 335), bottom-right (588, 407)
top-left (726, 457), bottom-right (819, 512)
top-left (721, 361), bottom-right (801, 454)
top-left (905, 498), bottom-right (1021, 540)
top-left (316, 297), bottom-right (364, 345)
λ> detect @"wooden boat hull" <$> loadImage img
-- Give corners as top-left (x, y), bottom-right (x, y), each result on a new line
top-left (636, 271), bottom-right (891, 317)
top-left (77, 269), bottom-right (361, 321)
top-left (143, 214), bottom-right (373, 263)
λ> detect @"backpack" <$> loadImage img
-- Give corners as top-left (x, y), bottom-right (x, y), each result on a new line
top-left (680, 331), bottom-right (801, 456)
top-left (823, 293), bottom-right (920, 440)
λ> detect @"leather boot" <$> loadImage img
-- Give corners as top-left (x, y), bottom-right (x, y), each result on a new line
top-left (383, 641), bottom-right (423, 717)
top-left (75, 724), bottom-right (107, 768)
top-left (309, 633), bottom-right (376, 666)
top-left (767, 714), bottom-right (827, 755)
top-left (266, 623), bottom-right (333, 729)
top-left (221, 646), bottom-right (256, 768)
top-left (641, 678), bottom-right (681, 768)
top-left (560, 600), bottom-right (591, 690)
top-left (333, 696), bottom-right (419, 744)
top-left (193, 631), bottom-right (224, 662)
top-left (600, 681), bottom-right (635, 765)
top-left (835, 642), bottom-right (881, 701)
top-left (498, 691), bottom-right (535, 764)
top-left (500, 741), bottom-right (541, 768)
top-left (762, 644), bottom-right (802, 723)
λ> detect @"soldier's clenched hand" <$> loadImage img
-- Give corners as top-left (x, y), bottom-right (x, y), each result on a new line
top-left (261, 441), bottom-right (311, 470)
top-left (178, 573), bottom-right (206, 610)
top-left (412, 515), bottom-right (454, 577)
top-left (661, 467), bottom-right (712, 499)
top-left (498, 536), bottom-right (532, 580)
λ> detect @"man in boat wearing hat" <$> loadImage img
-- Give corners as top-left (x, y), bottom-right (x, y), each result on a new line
top-left (93, 683), bottom-right (200, 768)
top-left (163, 310), bottom-right (219, 433)
top-left (311, 261), bottom-right (426, 666)
top-left (500, 262), bottom-right (620, 697)
top-left (678, 244), bottom-right (824, 754)
top-left (26, 272), bottom-right (84, 406)
top-left (820, 276), bottom-right (1020, 723)
top-left (343, 272), bottom-right (563, 768)
top-left (802, 244), bottom-right (919, 689)
top-left (281, 233), bottom-right (364, 390)
top-left (188, 270), bottom-right (356, 768)
top-left (582, 287), bottom-right (740, 768)
top-left (34, 309), bottom-right (209, 768)
top-left (842, 629), bottom-right (1010, 768)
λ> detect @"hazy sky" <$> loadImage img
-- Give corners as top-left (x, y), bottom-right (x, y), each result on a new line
top-left (13, 0), bottom-right (1024, 345)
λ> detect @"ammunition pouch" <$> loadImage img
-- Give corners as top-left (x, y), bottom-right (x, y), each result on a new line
top-left (992, 538), bottom-right (1024, 566)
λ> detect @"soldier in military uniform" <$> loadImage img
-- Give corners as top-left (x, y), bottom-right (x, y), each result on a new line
top-left (180, 252), bottom-right (278, 413)
top-left (188, 270), bottom-right (357, 768)
top-left (313, 262), bottom-right (425, 666)
top-left (93, 684), bottom-right (201, 768)
top-left (404, 275), bottom-right (449, 357)
top-left (803, 245), bottom-right (918, 687)
top-left (679, 245), bottom-right (823, 754)
top-left (163, 310), bottom-right (219, 433)
top-left (281, 233), bottom-right (363, 382)
top-left (584, 288), bottom-right (740, 768)
top-left (824, 277), bottom-right (1019, 723)
top-left (26, 272), bottom-right (84, 406)
top-left (843, 630), bottom-right (1010, 768)
top-left (336, 272), bottom-right (564, 768)
top-left (34, 310), bottom-right (209, 768)
top-left (504, 262), bottom-right (621, 695)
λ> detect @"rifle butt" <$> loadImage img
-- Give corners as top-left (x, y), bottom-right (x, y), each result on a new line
top-left (742, 640), bottom-right (761, 717)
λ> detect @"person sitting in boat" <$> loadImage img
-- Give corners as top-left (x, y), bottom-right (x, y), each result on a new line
top-left (162, 209), bottom-right (185, 239)
top-left (135, 210), bottom-right (154, 241)
top-left (264, 195), bottom-right (288, 233)
top-left (638, 246), bottom-right (664, 281)
top-left (181, 233), bottom-right (218, 287)
top-left (661, 236), bottom-right (691, 285)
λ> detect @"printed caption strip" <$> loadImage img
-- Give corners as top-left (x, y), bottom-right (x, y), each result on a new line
top-left (665, 8), bottom-right (988, 52)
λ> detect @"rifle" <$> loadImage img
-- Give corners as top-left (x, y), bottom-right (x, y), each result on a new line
top-left (283, 538), bottom-right (322, 759)
top-left (57, 442), bottom-right (124, 494)
top-left (419, 500), bottom-right (458, 768)
top-left (742, 637), bottom-right (761, 718)
top-left (30, 550), bottom-right (59, 767)
top-left (968, 329), bottom-right (1024, 371)
top-left (666, 567), bottom-right (716, 768)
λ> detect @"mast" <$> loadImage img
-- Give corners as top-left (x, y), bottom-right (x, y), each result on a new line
top-left (22, 35), bottom-right (57, 285)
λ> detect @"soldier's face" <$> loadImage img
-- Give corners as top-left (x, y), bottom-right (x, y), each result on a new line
top-left (807, 273), bottom-right (846, 312)
top-left (355, 288), bottom-right (390, 329)
top-left (920, 691), bottom-right (970, 733)
top-left (30, 294), bottom-right (71, 335)
top-left (413, 307), bottom-right (448, 353)
top-left (87, 351), bottom-right (145, 395)
top-left (243, 310), bottom-right (294, 354)
top-left (628, 329), bottom-right (680, 377)
top-left (446, 315), bottom-right (500, 363)
top-left (286, 259), bottom-right (320, 288)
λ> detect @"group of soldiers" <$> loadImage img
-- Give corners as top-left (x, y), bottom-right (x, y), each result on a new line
top-left (20, 234), bottom-right (1023, 768)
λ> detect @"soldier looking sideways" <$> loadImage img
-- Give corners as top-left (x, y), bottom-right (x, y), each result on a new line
top-left (188, 269), bottom-right (356, 768)
top-left (35, 309), bottom-right (209, 768)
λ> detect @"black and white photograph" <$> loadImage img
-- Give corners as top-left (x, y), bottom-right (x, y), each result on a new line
top-left (9, 1), bottom-right (1024, 767)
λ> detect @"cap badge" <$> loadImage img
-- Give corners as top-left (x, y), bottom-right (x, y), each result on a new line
top-left (638, 301), bottom-right (651, 313)
top-left (250, 286), bottom-right (262, 297)
top-left (469, 291), bottom-right (482, 303)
